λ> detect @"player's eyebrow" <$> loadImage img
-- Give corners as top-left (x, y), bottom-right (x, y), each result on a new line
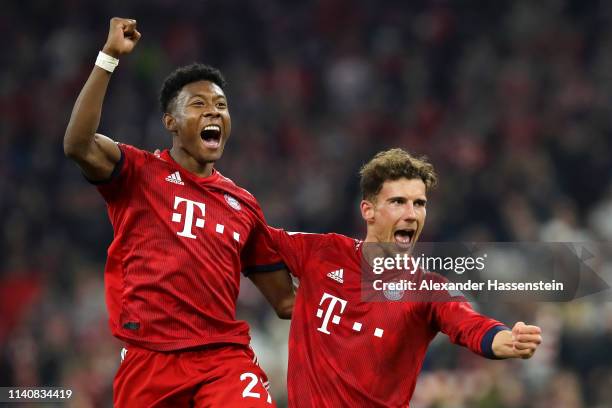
top-left (386, 196), bottom-right (427, 204)
top-left (190, 93), bottom-right (226, 101)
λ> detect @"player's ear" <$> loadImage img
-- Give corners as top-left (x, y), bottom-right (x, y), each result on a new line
top-left (361, 200), bottom-right (375, 223)
top-left (162, 113), bottom-right (177, 132)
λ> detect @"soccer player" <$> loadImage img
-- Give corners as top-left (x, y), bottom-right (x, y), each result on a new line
top-left (64, 18), bottom-right (293, 407)
top-left (268, 148), bottom-right (542, 407)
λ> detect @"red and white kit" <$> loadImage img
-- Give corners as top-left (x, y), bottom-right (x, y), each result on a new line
top-left (96, 144), bottom-right (281, 407)
top-left (268, 228), bottom-right (506, 408)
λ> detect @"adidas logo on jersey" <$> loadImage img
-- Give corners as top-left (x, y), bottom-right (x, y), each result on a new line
top-left (327, 269), bottom-right (344, 284)
top-left (165, 171), bottom-right (184, 185)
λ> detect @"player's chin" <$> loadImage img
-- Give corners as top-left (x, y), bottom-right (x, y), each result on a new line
top-left (198, 145), bottom-right (226, 162)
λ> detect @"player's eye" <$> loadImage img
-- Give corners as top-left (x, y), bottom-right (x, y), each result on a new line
top-left (414, 199), bottom-right (427, 207)
top-left (216, 102), bottom-right (227, 109)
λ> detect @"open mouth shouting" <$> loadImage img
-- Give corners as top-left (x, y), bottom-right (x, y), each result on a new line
top-left (394, 228), bottom-right (416, 249)
top-left (200, 124), bottom-right (222, 149)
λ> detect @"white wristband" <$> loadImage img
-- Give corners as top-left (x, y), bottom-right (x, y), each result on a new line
top-left (95, 51), bottom-right (119, 73)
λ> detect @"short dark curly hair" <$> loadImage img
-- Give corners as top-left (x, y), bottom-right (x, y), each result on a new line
top-left (159, 63), bottom-right (227, 113)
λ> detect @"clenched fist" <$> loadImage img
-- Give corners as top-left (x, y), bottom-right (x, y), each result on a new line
top-left (102, 17), bottom-right (141, 58)
top-left (492, 321), bottom-right (542, 359)
top-left (511, 321), bottom-right (542, 359)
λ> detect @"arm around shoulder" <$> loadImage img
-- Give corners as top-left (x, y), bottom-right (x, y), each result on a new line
top-left (248, 269), bottom-right (295, 319)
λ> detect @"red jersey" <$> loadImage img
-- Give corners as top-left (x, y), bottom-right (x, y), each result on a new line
top-left (268, 229), bottom-right (507, 408)
top-left (95, 144), bottom-right (283, 351)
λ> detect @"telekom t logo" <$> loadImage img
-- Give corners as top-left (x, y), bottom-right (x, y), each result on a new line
top-left (171, 196), bottom-right (206, 239)
top-left (316, 292), bottom-right (347, 335)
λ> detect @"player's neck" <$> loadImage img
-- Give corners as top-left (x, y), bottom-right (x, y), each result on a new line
top-left (169, 148), bottom-right (215, 178)
top-left (363, 232), bottom-right (379, 244)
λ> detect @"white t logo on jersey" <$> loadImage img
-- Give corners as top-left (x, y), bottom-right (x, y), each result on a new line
top-left (171, 196), bottom-right (206, 239)
top-left (316, 292), bottom-right (347, 335)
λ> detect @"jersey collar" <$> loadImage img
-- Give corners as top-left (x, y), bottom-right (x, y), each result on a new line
top-left (159, 149), bottom-right (221, 184)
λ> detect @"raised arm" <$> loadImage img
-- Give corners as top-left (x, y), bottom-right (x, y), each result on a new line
top-left (63, 17), bottom-right (141, 180)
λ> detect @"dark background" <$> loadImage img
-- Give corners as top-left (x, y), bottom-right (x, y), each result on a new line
top-left (1, 1), bottom-right (612, 406)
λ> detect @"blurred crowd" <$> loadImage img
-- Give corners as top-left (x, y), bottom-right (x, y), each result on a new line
top-left (2, 0), bottom-right (612, 407)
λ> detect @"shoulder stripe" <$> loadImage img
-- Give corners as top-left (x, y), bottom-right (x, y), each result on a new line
top-left (287, 231), bottom-right (317, 236)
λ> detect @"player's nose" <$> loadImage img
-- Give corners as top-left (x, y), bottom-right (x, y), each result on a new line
top-left (203, 109), bottom-right (221, 118)
top-left (403, 202), bottom-right (417, 221)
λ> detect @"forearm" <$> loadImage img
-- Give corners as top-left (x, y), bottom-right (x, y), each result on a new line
top-left (64, 18), bottom-right (139, 179)
top-left (432, 300), bottom-right (508, 357)
top-left (274, 293), bottom-right (295, 320)
top-left (248, 269), bottom-right (295, 319)
top-left (63, 65), bottom-right (112, 158)
top-left (491, 329), bottom-right (515, 358)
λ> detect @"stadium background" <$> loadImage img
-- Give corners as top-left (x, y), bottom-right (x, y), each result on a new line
top-left (1, 0), bottom-right (612, 406)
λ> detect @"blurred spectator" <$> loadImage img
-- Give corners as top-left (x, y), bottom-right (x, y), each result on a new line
top-left (2, 1), bottom-right (611, 406)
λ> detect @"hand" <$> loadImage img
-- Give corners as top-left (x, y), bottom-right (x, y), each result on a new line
top-left (510, 321), bottom-right (542, 359)
top-left (102, 17), bottom-right (141, 58)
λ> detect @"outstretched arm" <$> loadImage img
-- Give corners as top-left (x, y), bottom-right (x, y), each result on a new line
top-left (426, 280), bottom-right (542, 360)
top-left (64, 17), bottom-right (141, 181)
top-left (492, 321), bottom-right (542, 359)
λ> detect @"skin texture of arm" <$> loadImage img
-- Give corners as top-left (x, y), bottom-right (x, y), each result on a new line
top-left (248, 269), bottom-right (295, 319)
top-left (63, 17), bottom-right (141, 180)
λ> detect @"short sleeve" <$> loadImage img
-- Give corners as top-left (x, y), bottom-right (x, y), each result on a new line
top-left (266, 227), bottom-right (324, 279)
top-left (94, 143), bottom-right (146, 203)
top-left (240, 205), bottom-right (285, 276)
